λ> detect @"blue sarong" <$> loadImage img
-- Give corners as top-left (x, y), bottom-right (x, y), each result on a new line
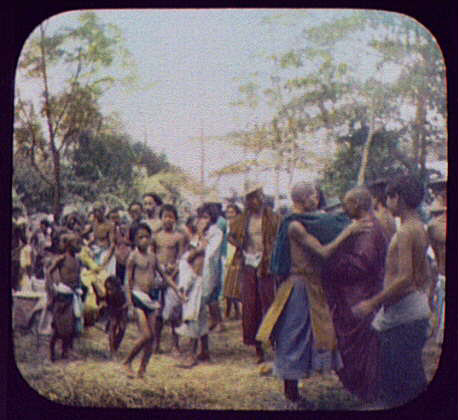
top-left (272, 277), bottom-right (342, 380)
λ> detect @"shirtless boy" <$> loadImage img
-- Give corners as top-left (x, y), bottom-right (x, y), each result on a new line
top-left (143, 193), bottom-right (163, 234)
top-left (123, 223), bottom-right (186, 378)
top-left (152, 204), bottom-right (186, 354)
top-left (48, 233), bottom-right (84, 361)
top-left (128, 201), bottom-right (144, 244)
top-left (93, 275), bottom-right (128, 359)
top-left (108, 207), bottom-right (131, 284)
top-left (353, 174), bottom-right (431, 407)
top-left (88, 202), bottom-right (116, 275)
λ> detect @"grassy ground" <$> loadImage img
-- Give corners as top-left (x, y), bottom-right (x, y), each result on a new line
top-left (13, 314), bottom-right (442, 411)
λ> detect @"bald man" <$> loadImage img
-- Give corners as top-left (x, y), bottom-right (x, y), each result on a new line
top-left (258, 182), bottom-right (371, 404)
top-left (321, 187), bottom-right (388, 403)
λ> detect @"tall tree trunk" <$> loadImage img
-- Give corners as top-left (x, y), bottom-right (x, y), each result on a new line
top-left (40, 25), bottom-right (62, 222)
top-left (274, 165), bottom-right (280, 208)
top-left (52, 150), bottom-right (62, 223)
top-left (416, 91), bottom-right (428, 181)
top-left (357, 102), bottom-right (376, 186)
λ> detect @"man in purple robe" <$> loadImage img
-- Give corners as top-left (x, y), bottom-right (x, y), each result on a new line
top-left (322, 186), bottom-right (388, 403)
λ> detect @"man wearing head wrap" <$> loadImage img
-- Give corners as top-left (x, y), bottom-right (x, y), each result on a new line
top-left (228, 182), bottom-right (280, 364)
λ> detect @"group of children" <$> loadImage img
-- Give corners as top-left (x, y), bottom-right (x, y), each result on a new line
top-left (12, 194), bottom-right (240, 378)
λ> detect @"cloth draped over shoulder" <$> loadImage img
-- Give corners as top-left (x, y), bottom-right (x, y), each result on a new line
top-left (321, 214), bottom-right (387, 402)
top-left (270, 212), bottom-right (350, 277)
top-left (257, 212), bottom-right (350, 350)
top-left (201, 224), bottom-right (224, 300)
top-left (227, 207), bottom-right (280, 281)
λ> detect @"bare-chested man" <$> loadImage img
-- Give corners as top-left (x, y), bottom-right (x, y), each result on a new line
top-left (143, 192), bottom-right (163, 234)
top-left (228, 184), bottom-right (280, 363)
top-left (257, 182), bottom-right (371, 404)
top-left (123, 223), bottom-right (186, 378)
top-left (353, 174), bottom-right (431, 408)
top-left (427, 177), bottom-right (447, 344)
top-left (152, 204), bottom-right (186, 354)
top-left (128, 201), bottom-right (144, 244)
top-left (368, 178), bottom-right (397, 243)
top-left (87, 202), bottom-right (116, 275)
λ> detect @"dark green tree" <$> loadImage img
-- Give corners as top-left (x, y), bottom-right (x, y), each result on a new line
top-left (15, 12), bottom-right (135, 221)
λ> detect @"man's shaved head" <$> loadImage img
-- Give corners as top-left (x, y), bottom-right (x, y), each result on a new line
top-left (291, 182), bottom-right (316, 203)
top-left (291, 182), bottom-right (322, 212)
top-left (344, 187), bottom-right (373, 215)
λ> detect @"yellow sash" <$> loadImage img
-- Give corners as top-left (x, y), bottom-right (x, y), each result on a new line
top-left (256, 274), bottom-right (337, 350)
top-left (256, 279), bottom-right (294, 343)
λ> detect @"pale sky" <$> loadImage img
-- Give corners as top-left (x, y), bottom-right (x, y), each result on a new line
top-left (16, 9), bottom-right (440, 198)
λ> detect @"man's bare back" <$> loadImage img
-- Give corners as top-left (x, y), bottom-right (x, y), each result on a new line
top-left (288, 221), bottom-right (321, 277)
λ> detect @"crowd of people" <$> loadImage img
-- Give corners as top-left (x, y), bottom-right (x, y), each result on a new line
top-left (11, 173), bottom-right (447, 409)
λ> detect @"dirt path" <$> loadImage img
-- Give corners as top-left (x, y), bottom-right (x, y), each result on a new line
top-left (13, 316), bottom-right (442, 410)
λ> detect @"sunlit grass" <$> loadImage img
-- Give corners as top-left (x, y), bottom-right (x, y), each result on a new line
top-left (13, 313), bottom-right (442, 410)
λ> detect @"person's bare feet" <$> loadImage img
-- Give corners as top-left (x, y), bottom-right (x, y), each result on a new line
top-left (170, 347), bottom-right (182, 359)
top-left (123, 361), bottom-right (135, 378)
top-left (216, 323), bottom-right (226, 333)
top-left (176, 355), bottom-right (198, 369)
top-left (137, 367), bottom-right (146, 379)
top-left (153, 345), bottom-right (164, 354)
top-left (196, 352), bottom-right (210, 362)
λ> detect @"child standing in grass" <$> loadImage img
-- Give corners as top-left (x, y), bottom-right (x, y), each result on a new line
top-left (122, 223), bottom-right (186, 378)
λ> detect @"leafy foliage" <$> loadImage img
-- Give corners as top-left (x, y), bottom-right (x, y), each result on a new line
top-left (15, 12), bottom-right (136, 220)
top-left (229, 10), bottom-right (446, 196)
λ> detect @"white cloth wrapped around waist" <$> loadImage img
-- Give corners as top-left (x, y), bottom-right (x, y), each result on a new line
top-left (372, 291), bottom-right (431, 332)
top-left (178, 252), bottom-right (204, 322)
top-left (53, 282), bottom-right (84, 319)
top-left (90, 244), bottom-right (116, 275)
top-left (437, 274), bottom-right (446, 290)
top-left (131, 289), bottom-right (161, 310)
top-left (243, 251), bottom-right (262, 268)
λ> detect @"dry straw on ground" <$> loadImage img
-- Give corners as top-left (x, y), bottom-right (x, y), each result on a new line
top-left (13, 314), bottom-right (442, 411)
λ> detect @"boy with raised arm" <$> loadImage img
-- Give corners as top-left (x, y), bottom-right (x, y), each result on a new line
top-left (123, 223), bottom-right (186, 378)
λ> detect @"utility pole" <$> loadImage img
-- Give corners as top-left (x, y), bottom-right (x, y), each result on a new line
top-left (200, 120), bottom-right (205, 201)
